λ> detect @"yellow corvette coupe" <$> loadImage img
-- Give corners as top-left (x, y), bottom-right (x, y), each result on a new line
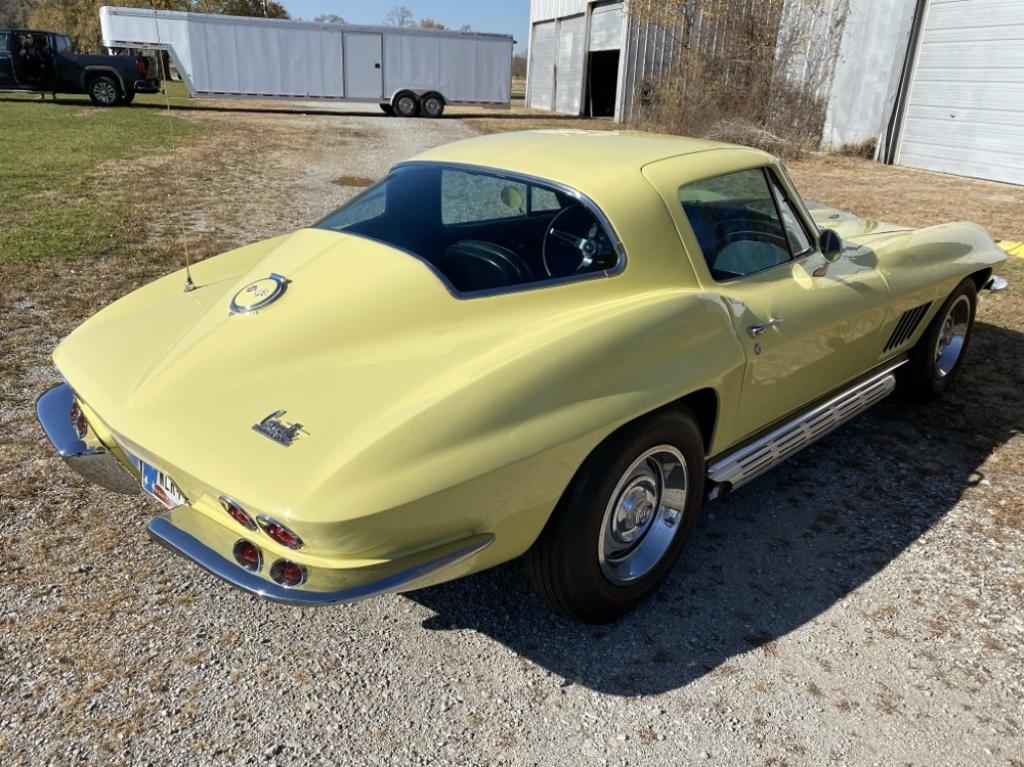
top-left (37, 131), bottom-right (1008, 622)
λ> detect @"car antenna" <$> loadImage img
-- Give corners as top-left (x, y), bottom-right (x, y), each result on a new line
top-left (151, 6), bottom-right (194, 292)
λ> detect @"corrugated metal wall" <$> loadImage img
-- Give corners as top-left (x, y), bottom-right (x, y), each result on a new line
top-left (555, 15), bottom-right (586, 113)
top-left (588, 2), bottom-right (624, 51)
top-left (896, 0), bottom-right (1024, 184)
top-left (527, 20), bottom-right (556, 109)
top-left (531, 0), bottom-right (590, 24)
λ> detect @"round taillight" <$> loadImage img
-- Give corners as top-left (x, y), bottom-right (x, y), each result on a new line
top-left (232, 540), bottom-right (262, 572)
top-left (220, 496), bottom-right (256, 530)
top-left (257, 516), bottom-right (303, 550)
top-left (269, 560), bottom-right (306, 587)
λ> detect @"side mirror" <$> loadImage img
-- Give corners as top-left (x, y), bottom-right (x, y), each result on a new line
top-left (819, 228), bottom-right (843, 262)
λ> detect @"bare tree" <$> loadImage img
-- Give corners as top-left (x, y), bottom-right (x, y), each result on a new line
top-left (384, 5), bottom-right (414, 27)
top-left (418, 18), bottom-right (445, 30)
top-left (314, 13), bottom-right (345, 24)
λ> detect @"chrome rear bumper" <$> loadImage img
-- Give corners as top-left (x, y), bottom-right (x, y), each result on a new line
top-left (36, 383), bottom-right (139, 495)
top-left (148, 513), bottom-right (495, 606)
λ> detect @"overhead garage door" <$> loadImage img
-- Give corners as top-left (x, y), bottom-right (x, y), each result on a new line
top-left (528, 21), bottom-right (556, 110)
top-left (555, 14), bottom-right (585, 114)
top-left (897, 0), bottom-right (1024, 185)
top-left (589, 2), bottom-right (624, 51)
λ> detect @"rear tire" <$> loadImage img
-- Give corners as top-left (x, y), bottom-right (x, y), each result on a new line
top-left (392, 90), bottom-right (419, 117)
top-left (87, 76), bottom-right (121, 107)
top-left (525, 409), bottom-right (705, 623)
top-left (420, 92), bottom-right (445, 118)
top-left (899, 277), bottom-right (977, 401)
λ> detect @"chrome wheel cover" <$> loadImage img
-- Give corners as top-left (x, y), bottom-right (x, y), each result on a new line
top-left (934, 294), bottom-right (971, 377)
top-left (94, 80), bottom-right (118, 104)
top-left (598, 445), bottom-right (688, 585)
top-left (397, 95), bottom-right (416, 115)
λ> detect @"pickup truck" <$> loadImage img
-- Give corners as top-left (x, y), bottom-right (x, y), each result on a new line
top-left (0, 29), bottom-right (159, 105)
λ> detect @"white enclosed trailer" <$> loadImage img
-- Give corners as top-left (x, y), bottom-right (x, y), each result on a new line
top-left (99, 5), bottom-right (513, 117)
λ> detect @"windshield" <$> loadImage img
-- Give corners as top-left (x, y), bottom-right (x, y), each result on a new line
top-left (314, 164), bottom-right (621, 295)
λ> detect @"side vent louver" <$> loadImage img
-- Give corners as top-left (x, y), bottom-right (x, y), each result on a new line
top-left (884, 303), bottom-right (931, 353)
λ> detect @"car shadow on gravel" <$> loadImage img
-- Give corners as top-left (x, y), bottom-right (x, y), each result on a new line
top-left (406, 319), bottom-right (1023, 695)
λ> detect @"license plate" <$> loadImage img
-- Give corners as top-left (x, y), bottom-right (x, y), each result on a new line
top-left (141, 462), bottom-right (188, 509)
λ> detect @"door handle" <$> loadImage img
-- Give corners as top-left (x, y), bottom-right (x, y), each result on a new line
top-left (748, 318), bottom-right (784, 337)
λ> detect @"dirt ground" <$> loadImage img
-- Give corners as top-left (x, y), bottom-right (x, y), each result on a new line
top-left (1, 102), bottom-right (1022, 767)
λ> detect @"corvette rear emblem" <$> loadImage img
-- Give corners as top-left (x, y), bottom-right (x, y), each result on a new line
top-left (253, 410), bottom-right (304, 446)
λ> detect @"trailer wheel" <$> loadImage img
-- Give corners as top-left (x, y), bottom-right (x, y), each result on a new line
top-left (420, 92), bottom-right (445, 118)
top-left (380, 103), bottom-right (395, 116)
top-left (393, 91), bottom-right (419, 117)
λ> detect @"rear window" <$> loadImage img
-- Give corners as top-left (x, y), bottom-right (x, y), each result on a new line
top-left (315, 164), bottom-right (622, 296)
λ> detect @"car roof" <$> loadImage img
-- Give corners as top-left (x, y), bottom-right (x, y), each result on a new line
top-left (406, 130), bottom-right (774, 201)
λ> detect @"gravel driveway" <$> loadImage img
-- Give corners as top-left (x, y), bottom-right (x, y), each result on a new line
top-left (1, 106), bottom-right (1022, 767)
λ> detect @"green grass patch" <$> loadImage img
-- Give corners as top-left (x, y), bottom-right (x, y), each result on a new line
top-left (0, 82), bottom-right (202, 263)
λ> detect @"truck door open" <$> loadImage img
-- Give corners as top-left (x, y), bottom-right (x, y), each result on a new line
top-left (0, 32), bottom-right (15, 88)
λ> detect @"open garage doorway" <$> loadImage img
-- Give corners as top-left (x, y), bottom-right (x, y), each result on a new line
top-left (586, 49), bottom-right (619, 117)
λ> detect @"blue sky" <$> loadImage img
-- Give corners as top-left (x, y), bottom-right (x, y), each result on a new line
top-left (284, 1), bottom-right (530, 50)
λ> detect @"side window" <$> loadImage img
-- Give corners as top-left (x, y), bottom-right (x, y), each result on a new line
top-left (766, 172), bottom-right (813, 255)
top-left (324, 183), bottom-right (386, 229)
top-left (442, 169), bottom-right (528, 225)
top-left (56, 35), bottom-right (71, 53)
top-left (529, 187), bottom-right (561, 213)
top-left (0, 35), bottom-right (8, 54)
top-left (678, 168), bottom-right (793, 281)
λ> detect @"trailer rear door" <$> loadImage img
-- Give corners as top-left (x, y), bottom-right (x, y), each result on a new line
top-left (345, 32), bottom-right (383, 99)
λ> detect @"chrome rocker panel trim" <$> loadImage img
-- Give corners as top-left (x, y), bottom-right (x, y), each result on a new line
top-left (707, 359), bottom-right (907, 493)
top-left (147, 514), bottom-right (496, 606)
top-left (36, 383), bottom-right (140, 495)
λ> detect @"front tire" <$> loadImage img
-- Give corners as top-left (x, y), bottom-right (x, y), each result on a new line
top-left (526, 409), bottom-right (705, 623)
top-left (88, 76), bottom-right (121, 107)
top-left (900, 277), bottom-right (977, 400)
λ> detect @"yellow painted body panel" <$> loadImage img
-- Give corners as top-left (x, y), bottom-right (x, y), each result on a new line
top-left (50, 131), bottom-right (1007, 596)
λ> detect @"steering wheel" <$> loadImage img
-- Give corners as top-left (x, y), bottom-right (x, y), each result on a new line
top-left (542, 205), bottom-right (614, 278)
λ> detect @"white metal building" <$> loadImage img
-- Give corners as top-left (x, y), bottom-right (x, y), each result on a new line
top-left (526, 0), bottom-right (1024, 185)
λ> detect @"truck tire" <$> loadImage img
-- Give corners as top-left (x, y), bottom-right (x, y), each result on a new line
top-left (88, 75), bottom-right (122, 107)
top-left (393, 91), bottom-right (419, 117)
top-left (525, 409), bottom-right (705, 623)
top-left (420, 92), bottom-right (445, 118)
top-left (899, 277), bottom-right (977, 401)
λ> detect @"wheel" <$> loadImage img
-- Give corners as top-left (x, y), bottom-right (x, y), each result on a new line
top-left (525, 409), bottom-right (705, 623)
top-left (392, 91), bottom-right (419, 117)
top-left (900, 277), bottom-right (977, 400)
top-left (87, 76), bottom-right (122, 107)
top-left (120, 90), bottom-right (135, 105)
top-left (420, 92), bottom-right (445, 118)
top-left (379, 103), bottom-right (395, 115)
